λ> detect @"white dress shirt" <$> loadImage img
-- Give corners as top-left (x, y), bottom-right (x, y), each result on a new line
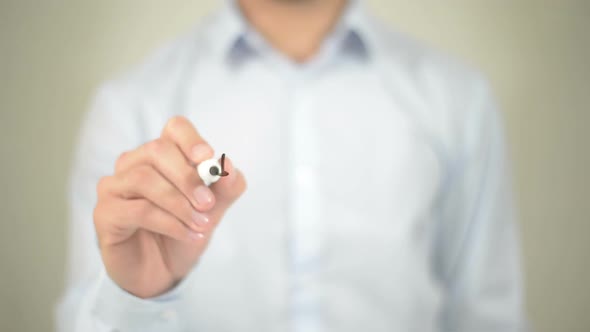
top-left (56, 1), bottom-right (527, 331)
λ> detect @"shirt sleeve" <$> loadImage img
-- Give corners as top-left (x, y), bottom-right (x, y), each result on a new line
top-left (55, 82), bottom-right (187, 332)
top-left (433, 77), bottom-right (528, 332)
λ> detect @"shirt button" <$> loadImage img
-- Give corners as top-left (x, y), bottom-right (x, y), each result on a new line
top-left (160, 309), bottom-right (178, 322)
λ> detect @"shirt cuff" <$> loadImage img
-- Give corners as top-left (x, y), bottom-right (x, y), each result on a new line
top-left (92, 270), bottom-right (186, 332)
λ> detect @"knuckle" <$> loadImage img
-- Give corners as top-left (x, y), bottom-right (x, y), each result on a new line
top-left (96, 176), bottom-right (112, 196)
top-left (128, 200), bottom-right (152, 219)
top-left (114, 151), bottom-right (129, 171)
top-left (92, 204), bottom-right (103, 227)
top-left (93, 201), bottom-right (111, 233)
top-left (165, 115), bottom-right (189, 132)
top-left (144, 139), bottom-right (166, 157)
top-left (124, 165), bottom-right (153, 189)
top-left (134, 165), bottom-right (153, 183)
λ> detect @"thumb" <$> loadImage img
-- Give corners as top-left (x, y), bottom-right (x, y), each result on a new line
top-left (209, 156), bottom-right (247, 220)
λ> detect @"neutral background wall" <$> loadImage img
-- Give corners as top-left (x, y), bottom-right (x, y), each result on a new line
top-left (1, 1), bottom-right (588, 331)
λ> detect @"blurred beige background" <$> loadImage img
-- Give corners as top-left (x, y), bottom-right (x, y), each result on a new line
top-left (1, 1), bottom-right (588, 331)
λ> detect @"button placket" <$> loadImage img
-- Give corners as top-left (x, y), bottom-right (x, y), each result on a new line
top-left (287, 76), bottom-right (324, 332)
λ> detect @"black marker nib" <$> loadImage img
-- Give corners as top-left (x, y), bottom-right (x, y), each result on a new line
top-left (220, 153), bottom-right (229, 176)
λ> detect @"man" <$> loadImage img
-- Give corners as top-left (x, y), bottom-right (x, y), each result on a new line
top-left (57, 0), bottom-right (527, 331)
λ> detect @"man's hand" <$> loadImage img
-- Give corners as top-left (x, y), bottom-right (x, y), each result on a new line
top-left (93, 116), bottom-right (246, 298)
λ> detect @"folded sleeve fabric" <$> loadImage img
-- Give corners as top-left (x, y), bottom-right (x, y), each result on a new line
top-left (92, 270), bottom-right (186, 332)
top-left (432, 78), bottom-right (527, 332)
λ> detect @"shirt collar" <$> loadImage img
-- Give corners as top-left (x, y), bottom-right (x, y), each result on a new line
top-left (210, 0), bottom-right (375, 66)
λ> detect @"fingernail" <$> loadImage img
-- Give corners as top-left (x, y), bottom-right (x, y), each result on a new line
top-left (192, 210), bottom-right (210, 227)
top-left (193, 185), bottom-right (214, 207)
top-left (188, 231), bottom-right (205, 241)
top-left (191, 144), bottom-right (213, 162)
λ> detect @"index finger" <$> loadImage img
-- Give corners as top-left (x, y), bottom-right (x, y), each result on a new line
top-left (161, 116), bottom-right (214, 164)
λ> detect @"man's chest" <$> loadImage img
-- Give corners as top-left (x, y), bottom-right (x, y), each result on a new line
top-left (185, 69), bottom-right (442, 257)
top-left (157, 68), bottom-right (445, 330)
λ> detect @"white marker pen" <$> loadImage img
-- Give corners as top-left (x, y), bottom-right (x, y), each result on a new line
top-left (197, 153), bottom-right (229, 186)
